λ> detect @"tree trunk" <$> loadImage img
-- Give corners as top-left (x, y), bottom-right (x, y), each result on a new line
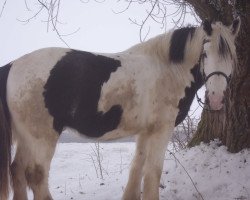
top-left (187, 1), bottom-right (250, 152)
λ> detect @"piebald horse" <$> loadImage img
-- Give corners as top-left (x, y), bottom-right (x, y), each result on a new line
top-left (0, 19), bottom-right (240, 200)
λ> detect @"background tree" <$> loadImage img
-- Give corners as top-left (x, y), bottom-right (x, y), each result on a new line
top-left (186, 0), bottom-right (250, 153)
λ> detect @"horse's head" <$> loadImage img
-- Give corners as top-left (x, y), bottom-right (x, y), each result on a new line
top-left (201, 18), bottom-right (240, 110)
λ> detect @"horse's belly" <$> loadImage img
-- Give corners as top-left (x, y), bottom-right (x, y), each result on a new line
top-left (98, 128), bottom-right (135, 141)
top-left (99, 103), bottom-right (179, 141)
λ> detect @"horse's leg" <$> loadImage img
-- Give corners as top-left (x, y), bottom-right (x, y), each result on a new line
top-left (11, 142), bottom-right (29, 200)
top-left (122, 134), bottom-right (148, 200)
top-left (25, 137), bottom-right (58, 200)
top-left (142, 127), bottom-right (173, 200)
top-left (11, 133), bottom-right (58, 200)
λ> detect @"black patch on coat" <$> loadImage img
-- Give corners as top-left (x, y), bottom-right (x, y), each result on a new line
top-left (218, 35), bottom-right (232, 58)
top-left (203, 20), bottom-right (212, 36)
top-left (0, 63), bottom-right (12, 124)
top-left (169, 27), bottom-right (196, 64)
top-left (175, 64), bottom-right (204, 126)
top-left (43, 50), bottom-right (123, 137)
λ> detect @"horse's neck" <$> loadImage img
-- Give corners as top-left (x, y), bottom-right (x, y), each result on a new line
top-left (127, 27), bottom-right (205, 67)
top-left (126, 33), bottom-right (170, 63)
top-left (125, 28), bottom-right (205, 90)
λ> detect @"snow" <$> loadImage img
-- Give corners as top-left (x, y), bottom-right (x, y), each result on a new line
top-left (163, 141), bottom-right (250, 200)
top-left (26, 141), bottom-right (250, 200)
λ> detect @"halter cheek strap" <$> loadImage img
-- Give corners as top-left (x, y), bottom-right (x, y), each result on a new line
top-left (200, 39), bottom-right (231, 84)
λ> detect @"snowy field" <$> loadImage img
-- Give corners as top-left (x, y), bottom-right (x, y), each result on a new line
top-left (26, 142), bottom-right (250, 200)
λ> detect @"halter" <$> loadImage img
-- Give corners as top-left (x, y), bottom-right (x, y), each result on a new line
top-left (195, 71), bottom-right (231, 111)
top-left (204, 71), bottom-right (231, 84)
top-left (195, 39), bottom-right (232, 111)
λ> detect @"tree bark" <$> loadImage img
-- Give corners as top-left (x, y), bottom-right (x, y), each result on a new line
top-left (187, 1), bottom-right (250, 152)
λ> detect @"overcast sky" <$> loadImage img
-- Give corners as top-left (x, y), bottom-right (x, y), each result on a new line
top-left (0, 1), bottom-right (199, 63)
top-left (0, 0), bottom-right (203, 117)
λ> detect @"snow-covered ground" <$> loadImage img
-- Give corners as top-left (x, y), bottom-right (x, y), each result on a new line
top-left (27, 141), bottom-right (250, 200)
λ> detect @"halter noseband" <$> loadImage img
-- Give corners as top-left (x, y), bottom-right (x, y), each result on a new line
top-left (204, 71), bottom-right (231, 84)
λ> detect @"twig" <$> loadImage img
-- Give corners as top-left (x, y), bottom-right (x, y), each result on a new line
top-left (90, 143), bottom-right (104, 180)
top-left (89, 153), bottom-right (99, 178)
top-left (0, 0), bottom-right (8, 18)
top-left (28, 0), bottom-right (72, 47)
top-left (78, 174), bottom-right (83, 189)
top-left (17, 6), bottom-right (44, 24)
top-left (24, 0), bottom-right (31, 11)
top-left (168, 150), bottom-right (205, 200)
top-left (119, 148), bottom-right (123, 174)
top-left (95, 143), bottom-right (104, 180)
top-left (64, 181), bottom-right (67, 195)
top-left (112, 0), bottom-right (133, 14)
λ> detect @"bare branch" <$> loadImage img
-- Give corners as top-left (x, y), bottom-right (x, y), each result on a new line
top-left (139, 0), bottom-right (158, 42)
top-left (24, 0), bottom-right (31, 11)
top-left (172, 113), bottom-right (200, 152)
top-left (112, 0), bottom-right (134, 14)
top-left (90, 143), bottom-right (104, 180)
top-left (37, 0), bottom-right (49, 10)
top-left (17, 6), bottom-right (44, 24)
top-left (0, 0), bottom-right (8, 18)
top-left (51, 22), bottom-right (71, 47)
top-left (18, 0), bottom-right (73, 47)
top-left (79, 0), bottom-right (90, 3)
top-left (116, 0), bottom-right (198, 41)
top-left (13, 0), bottom-right (204, 46)
top-left (59, 27), bottom-right (81, 37)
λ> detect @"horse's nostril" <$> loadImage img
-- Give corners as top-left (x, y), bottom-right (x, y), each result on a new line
top-left (212, 91), bottom-right (215, 95)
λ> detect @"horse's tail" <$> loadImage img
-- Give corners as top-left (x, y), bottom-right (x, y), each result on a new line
top-left (0, 63), bottom-right (12, 200)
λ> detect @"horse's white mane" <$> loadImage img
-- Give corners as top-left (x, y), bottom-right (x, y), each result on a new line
top-left (127, 26), bottom-right (204, 66)
top-left (127, 22), bottom-right (237, 67)
top-left (208, 22), bottom-right (238, 63)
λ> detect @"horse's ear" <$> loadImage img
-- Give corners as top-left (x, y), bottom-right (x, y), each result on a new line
top-left (230, 17), bottom-right (241, 36)
top-left (203, 19), bottom-right (212, 36)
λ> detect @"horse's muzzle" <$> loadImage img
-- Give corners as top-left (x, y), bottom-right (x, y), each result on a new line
top-left (207, 94), bottom-right (224, 110)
